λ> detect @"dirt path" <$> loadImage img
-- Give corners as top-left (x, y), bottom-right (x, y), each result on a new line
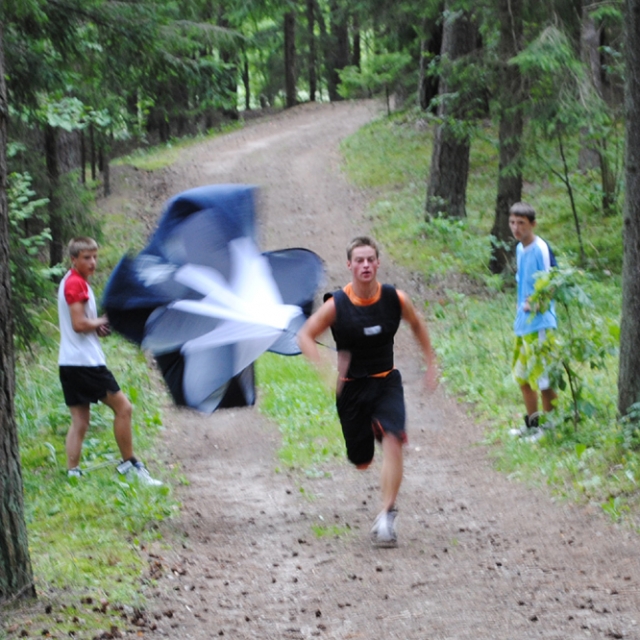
top-left (111, 101), bottom-right (640, 640)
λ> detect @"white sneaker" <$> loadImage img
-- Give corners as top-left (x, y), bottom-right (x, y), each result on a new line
top-left (509, 412), bottom-right (540, 438)
top-left (67, 467), bottom-right (83, 478)
top-left (525, 416), bottom-right (556, 443)
top-left (117, 459), bottom-right (163, 486)
top-left (370, 509), bottom-right (398, 548)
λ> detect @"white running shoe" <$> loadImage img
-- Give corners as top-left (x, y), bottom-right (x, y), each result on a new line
top-left (117, 459), bottom-right (163, 486)
top-left (370, 509), bottom-right (398, 548)
top-left (509, 412), bottom-right (540, 438)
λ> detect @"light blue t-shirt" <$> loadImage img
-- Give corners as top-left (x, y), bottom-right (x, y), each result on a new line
top-left (514, 236), bottom-right (557, 336)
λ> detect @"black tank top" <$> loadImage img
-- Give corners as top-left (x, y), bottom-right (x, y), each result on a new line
top-left (331, 284), bottom-right (401, 378)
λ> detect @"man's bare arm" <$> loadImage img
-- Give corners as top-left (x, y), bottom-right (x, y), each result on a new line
top-left (297, 298), bottom-right (338, 389)
top-left (399, 291), bottom-right (439, 391)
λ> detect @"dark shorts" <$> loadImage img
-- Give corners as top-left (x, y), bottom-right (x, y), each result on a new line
top-left (59, 365), bottom-right (120, 406)
top-left (336, 369), bottom-right (406, 467)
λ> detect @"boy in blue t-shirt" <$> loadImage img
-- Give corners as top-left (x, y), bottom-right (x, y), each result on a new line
top-left (508, 202), bottom-right (558, 439)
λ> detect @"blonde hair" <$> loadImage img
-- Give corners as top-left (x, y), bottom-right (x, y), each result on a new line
top-left (346, 236), bottom-right (379, 260)
top-left (68, 237), bottom-right (98, 258)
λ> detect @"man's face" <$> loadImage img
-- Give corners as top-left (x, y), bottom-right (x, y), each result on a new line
top-left (509, 214), bottom-right (536, 245)
top-left (348, 245), bottom-right (379, 283)
top-left (71, 249), bottom-right (98, 280)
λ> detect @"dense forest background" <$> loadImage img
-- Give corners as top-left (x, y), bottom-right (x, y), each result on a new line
top-left (2, 0), bottom-right (632, 345)
top-left (3, 0), bottom-right (640, 607)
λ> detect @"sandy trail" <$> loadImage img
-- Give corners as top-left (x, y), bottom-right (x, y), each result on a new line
top-left (111, 101), bottom-right (640, 640)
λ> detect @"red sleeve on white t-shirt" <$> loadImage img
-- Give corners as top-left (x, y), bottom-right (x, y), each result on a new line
top-left (64, 271), bottom-right (90, 305)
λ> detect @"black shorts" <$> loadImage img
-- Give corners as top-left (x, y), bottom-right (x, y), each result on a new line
top-left (59, 365), bottom-right (121, 406)
top-left (336, 369), bottom-right (406, 466)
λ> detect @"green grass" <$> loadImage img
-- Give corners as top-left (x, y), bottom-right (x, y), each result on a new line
top-left (344, 116), bottom-right (499, 285)
top-left (5, 193), bottom-right (176, 639)
top-left (11, 333), bottom-right (176, 634)
top-left (341, 113), bottom-right (432, 188)
top-left (311, 523), bottom-right (352, 539)
top-left (256, 352), bottom-right (343, 474)
top-left (95, 212), bottom-right (150, 272)
top-left (338, 109), bottom-right (637, 526)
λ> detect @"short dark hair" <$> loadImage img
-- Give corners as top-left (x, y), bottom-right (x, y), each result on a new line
top-left (68, 237), bottom-right (98, 258)
top-left (346, 236), bottom-right (379, 260)
top-left (509, 201), bottom-right (536, 221)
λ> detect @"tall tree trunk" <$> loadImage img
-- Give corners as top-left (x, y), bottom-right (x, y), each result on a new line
top-left (426, 125), bottom-right (470, 219)
top-left (44, 124), bottom-right (63, 267)
top-left (90, 123), bottom-right (96, 181)
top-left (489, 0), bottom-right (524, 274)
top-left (101, 137), bottom-right (110, 198)
top-left (306, 0), bottom-right (317, 101)
top-left (581, 3), bottom-right (618, 216)
top-left (0, 25), bottom-right (36, 604)
top-left (171, 80), bottom-right (190, 135)
top-left (327, 0), bottom-right (349, 101)
top-left (80, 130), bottom-right (86, 184)
top-left (599, 139), bottom-right (617, 216)
top-left (578, 9), bottom-right (601, 172)
top-left (284, 11), bottom-right (297, 108)
top-left (425, 4), bottom-right (476, 219)
top-left (242, 50), bottom-right (251, 110)
top-left (218, 9), bottom-right (239, 120)
top-left (418, 17), bottom-right (442, 111)
top-left (352, 14), bottom-right (361, 68)
top-left (312, 0), bottom-right (330, 100)
top-left (618, 0), bottom-right (640, 416)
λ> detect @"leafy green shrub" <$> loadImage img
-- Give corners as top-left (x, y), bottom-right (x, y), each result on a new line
top-left (7, 169), bottom-right (58, 349)
top-left (338, 51), bottom-right (412, 115)
top-left (7, 137), bottom-right (104, 350)
top-left (529, 267), bottom-right (619, 428)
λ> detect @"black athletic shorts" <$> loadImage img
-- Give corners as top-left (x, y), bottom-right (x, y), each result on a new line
top-left (59, 365), bottom-right (121, 406)
top-left (336, 368), bottom-right (406, 466)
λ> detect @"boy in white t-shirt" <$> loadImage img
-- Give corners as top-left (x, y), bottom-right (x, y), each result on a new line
top-left (58, 237), bottom-right (161, 485)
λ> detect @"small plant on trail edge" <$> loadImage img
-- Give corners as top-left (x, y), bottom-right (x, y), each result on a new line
top-left (601, 495), bottom-right (631, 522)
top-left (528, 266), bottom-right (619, 429)
top-left (311, 524), bottom-right (352, 539)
